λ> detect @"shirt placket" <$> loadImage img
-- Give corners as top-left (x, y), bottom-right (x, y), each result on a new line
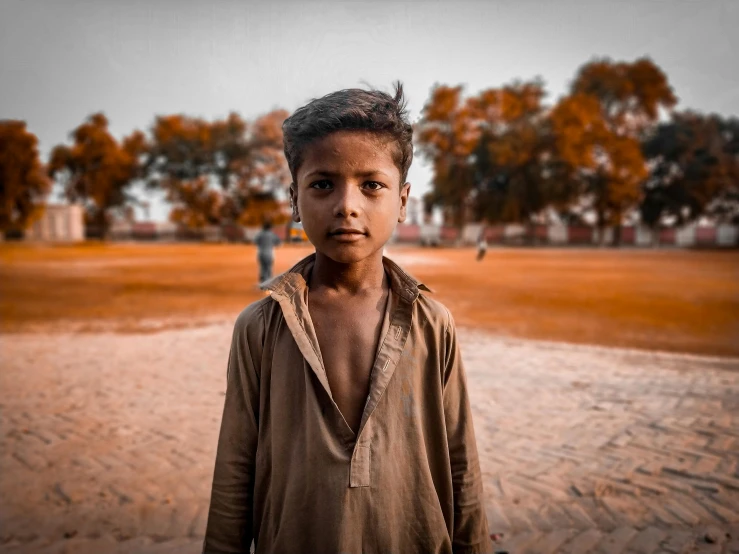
top-left (349, 289), bottom-right (415, 488)
top-left (270, 265), bottom-right (419, 489)
top-left (270, 284), bottom-right (356, 448)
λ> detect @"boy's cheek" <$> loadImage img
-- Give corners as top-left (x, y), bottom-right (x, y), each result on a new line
top-left (300, 217), bottom-right (322, 242)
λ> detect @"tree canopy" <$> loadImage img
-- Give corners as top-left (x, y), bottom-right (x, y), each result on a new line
top-left (641, 112), bottom-right (739, 227)
top-left (0, 120), bottom-right (51, 233)
top-left (145, 109), bottom-right (290, 228)
top-left (48, 113), bottom-right (146, 236)
top-left (416, 56), bottom-right (703, 244)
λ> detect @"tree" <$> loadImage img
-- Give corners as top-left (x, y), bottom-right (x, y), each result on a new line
top-left (48, 113), bottom-right (146, 238)
top-left (167, 176), bottom-right (223, 228)
top-left (416, 80), bottom-right (578, 234)
top-left (221, 109), bottom-right (291, 226)
top-left (0, 120), bottom-right (51, 234)
top-left (146, 110), bottom-right (290, 228)
top-left (570, 57), bottom-right (677, 136)
top-left (468, 80), bottom-right (572, 229)
top-left (415, 85), bottom-right (479, 228)
top-left (552, 57), bottom-right (677, 244)
top-left (550, 93), bottom-right (648, 243)
top-left (146, 113), bottom-right (219, 228)
top-left (641, 112), bottom-right (739, 229)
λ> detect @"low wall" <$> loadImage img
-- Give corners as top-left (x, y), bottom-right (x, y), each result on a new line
top-left (398, 223), bottom-right (739, 248)
top-left (97, 221), bottom-right (739, 248)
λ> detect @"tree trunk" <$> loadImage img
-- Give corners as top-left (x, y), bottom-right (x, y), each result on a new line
top-left (93, 209), bottom-right (109, 240)
top-left (454, 204), bottom-right (465, 247)
top-left (612, 208), bottom-right (624, 248)
top-left (595, 204), bottom-right (606, 247)
top-left (594, 175), bottom-right (609, 247)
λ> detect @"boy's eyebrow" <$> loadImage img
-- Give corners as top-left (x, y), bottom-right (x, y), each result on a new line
top-left (304, 169), bottom-right (391, 179)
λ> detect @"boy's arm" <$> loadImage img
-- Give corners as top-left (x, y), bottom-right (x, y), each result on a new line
top-left (203, 304), bottom-right (264, 554)
top-left (442, 311), bottom-right (491, 554)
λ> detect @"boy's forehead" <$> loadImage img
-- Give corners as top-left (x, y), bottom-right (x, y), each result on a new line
top-left (299, 130), bottom-right (398, 176)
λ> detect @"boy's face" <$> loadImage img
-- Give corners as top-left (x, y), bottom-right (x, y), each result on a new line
top-left (290, 130), bottom-right (410, 264)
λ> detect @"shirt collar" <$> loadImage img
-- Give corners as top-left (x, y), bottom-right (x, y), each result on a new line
top-left (261, 252), bottom-right (433, 303)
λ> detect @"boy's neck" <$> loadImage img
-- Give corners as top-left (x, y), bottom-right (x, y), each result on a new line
top-left (309, 249), bottom-right (387, 295)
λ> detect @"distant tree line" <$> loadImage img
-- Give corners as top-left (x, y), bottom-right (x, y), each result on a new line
top-left (1, 56), bottom-right (737, 243)
top-left (1, 109), bottom-right (290, 238)
top-left (415, 57), bottom-right (739, 245)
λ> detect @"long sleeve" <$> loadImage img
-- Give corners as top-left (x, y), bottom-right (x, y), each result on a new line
top-left (203, 303), bottom-right (264, 554)
top-left (442, 311), bottom-right (491, 554)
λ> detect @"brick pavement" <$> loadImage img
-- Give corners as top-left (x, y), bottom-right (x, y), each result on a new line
top-left (1, 323), bottom-right (738, 554)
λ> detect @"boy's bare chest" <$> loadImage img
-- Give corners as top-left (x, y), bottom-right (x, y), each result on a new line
top-left (308, 292), bottom-right (387, 433)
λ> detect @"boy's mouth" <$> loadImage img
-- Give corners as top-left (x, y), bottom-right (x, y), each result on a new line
top-left (328, 228), bottom-right (366, 242)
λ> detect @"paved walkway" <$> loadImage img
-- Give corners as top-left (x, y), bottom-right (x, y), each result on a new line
top-left (1, 324), bottom-right (738, 554)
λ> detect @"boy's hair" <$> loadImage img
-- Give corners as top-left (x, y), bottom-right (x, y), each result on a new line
top-left (263, 220), bottom-right (272, 230)
top-left (282, 82), bottom-right (414, 185)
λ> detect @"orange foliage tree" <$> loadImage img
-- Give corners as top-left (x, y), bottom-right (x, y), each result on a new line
top-left (550, 57), bottom-right (677, 243)
top-left (48, 113), bottom-right (147, 237)
top-left (0, 120), bottom-right (51, 233)
top-left (146, 110), bottom-right (290, 229)
top-left (418, 58), bottom-right (679, 243)
top-left (416, 81), bottom-right (575, 230)
top-left (467, 80), bottom-right (576, 225)
top-left (415, 85), bottom-right (479, 227)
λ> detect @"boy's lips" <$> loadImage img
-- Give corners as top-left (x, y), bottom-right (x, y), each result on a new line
top-left (328, 228), bottom-right (366, 242)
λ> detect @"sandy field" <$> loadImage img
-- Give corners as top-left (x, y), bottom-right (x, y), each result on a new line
top-left (1, 243), bottom-right (738, 356)
top-left (1, 243), bottom-right (738, 553)
top-left (1, 324), bottom-right (738, 553)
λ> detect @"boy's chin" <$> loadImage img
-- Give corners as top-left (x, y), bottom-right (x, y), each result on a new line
top-left (315, 244), bottom-right (385, 265)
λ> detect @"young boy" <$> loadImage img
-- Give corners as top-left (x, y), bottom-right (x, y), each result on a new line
top-left (253, 221), bottom-right (281, 285)
top-left (204, 85), bottom-right (491, 554)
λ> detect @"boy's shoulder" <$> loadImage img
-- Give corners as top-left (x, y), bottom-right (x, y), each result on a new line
top-left (383, 257), bottom-right (455, 335)
top-left (233, 295), bottom-right (275, 334)
top-left (414, 292), bottom-right (455, 335)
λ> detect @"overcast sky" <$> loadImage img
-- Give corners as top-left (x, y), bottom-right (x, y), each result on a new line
top-left (1, 0), bottom-right (737, 221)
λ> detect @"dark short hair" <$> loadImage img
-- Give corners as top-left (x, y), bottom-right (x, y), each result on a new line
top-left (263, 220), bottom-right (272, 230)
top-left (283, 82), bottom-right (414, 185)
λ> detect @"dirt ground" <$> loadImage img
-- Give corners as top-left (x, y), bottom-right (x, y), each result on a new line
top-left (2, 242), bottom-right (738, 553)
top-left (1, 242), bottom-right (738, 356)
top-left (1, 323), bottom-right (738, 553)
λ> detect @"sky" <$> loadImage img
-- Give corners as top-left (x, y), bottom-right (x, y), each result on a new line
top-left (1, 0), bottom-right (738, 222)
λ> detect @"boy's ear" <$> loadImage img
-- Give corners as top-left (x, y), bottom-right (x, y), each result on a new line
top-left (289, 183), bottom-right (300, 222)
top-left (398, 182), bottom-right (411, 223)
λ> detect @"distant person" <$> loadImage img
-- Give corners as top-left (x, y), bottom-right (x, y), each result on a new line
top-left (204, 84), bottom-right (490, 553)
top-left (476, 228), bottom-right (488, 261)
top-left (253, 221), bottom-right (281, 284)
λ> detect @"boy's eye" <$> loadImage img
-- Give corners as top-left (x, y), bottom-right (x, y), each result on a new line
top-left (309, 180), bottom-right (333, 190)
top-left (363, 181), bottom-right (385, 191)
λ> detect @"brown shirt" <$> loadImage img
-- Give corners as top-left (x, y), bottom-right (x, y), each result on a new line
top-left (203, 254), bottom-right (490, 554)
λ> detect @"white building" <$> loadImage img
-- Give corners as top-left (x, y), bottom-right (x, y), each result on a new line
top-left (25, 204), bottom-right (85, 242)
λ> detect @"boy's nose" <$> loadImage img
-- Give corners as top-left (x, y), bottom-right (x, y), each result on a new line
top-left (333, 185), bottom-right (360, 218)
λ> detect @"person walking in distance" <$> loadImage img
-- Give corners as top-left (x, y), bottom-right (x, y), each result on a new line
top-left (476, 227), bottom-right (488, 261)
top-left (254, 221), bottom-right (281, 285)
